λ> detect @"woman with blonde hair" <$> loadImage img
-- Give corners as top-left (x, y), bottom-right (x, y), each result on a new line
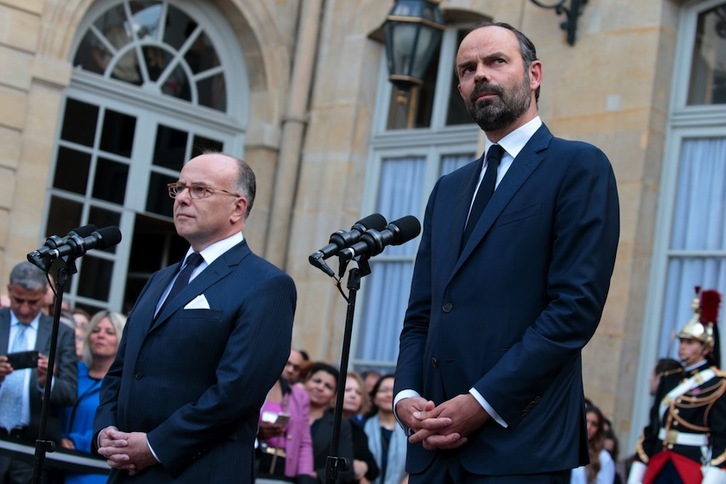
top-left (343, 372), bottom-right (379, 483)
top-left (60, 310), bottom-right (127, 484)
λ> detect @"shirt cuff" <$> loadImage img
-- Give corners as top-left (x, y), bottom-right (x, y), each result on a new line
top-left (147, 436), bottom-right (160, 463)
top-left (469, 388), bottom-right (508, 428)
top-left (393, 389), bottom-right (421, 435)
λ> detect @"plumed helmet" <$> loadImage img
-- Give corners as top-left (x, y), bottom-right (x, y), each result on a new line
top-left (677, 286), bottom-right (722, 348)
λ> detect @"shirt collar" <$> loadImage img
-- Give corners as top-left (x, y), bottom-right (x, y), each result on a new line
top-left (486, 116), bottom-right (542, 159)
top-left (186, 232), bottom-right (244, 267)
top-left (9, 311), bottom-right (41, 331)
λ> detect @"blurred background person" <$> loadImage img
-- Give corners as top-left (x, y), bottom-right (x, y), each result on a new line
top-left (342, 372), bottom-right (379, 483)
top-left (571, 403), bottom-right (615, 484)
top-left (360, 370), bottom-right (381, 396)
top-left (364, 375), bottom-right (407, 484)
top-left (256, 349), bottom-right (315, 483)
top-left (282, 348), bottom-right (305, 384)
top-left (304, 362), bottom-right (355, 483)
top-left (71, 307), bottom-right (92, 360)
top-left (60, 310), bottom-right (127, 483)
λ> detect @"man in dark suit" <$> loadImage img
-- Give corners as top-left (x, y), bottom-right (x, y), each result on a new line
top-left (0, 261), bottom-right (78, 483)
top-left (393, 22), bottom-right (620, 482)
top-left (94, 153), bottom-right (296, 482)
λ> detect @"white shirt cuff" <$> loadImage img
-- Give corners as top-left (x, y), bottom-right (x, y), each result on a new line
top-left (393, 389), bottom-right (420, 433)
top-left (469, 388), bottom-right (508, 428)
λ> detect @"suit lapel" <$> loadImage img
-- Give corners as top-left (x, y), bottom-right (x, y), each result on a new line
top-left (453, 125), bottom-right (553, 276)
top-left (149, 240), bottom-right (251, 332)
top-left (0, 310), bottom-right (9, 353)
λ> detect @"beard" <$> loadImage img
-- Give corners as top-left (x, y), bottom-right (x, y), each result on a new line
top-left (465, 72), bottom-right (532, 132)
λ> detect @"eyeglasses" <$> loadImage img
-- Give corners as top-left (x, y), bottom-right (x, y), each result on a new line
top-left (167, 182), bottom-right (241, 200)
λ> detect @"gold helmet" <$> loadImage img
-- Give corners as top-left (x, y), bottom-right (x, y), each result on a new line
top-left (677, 286), bottom-right (722, 348)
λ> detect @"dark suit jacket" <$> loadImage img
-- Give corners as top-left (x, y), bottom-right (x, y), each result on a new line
top-left (394, 124), bottom-right (620, 476)
top-left (311, 410), bottom-right (355, 483)
top-left (0, 308), bottom-right (78, 443)
top-left (94, 240), bottom-right (296, 483)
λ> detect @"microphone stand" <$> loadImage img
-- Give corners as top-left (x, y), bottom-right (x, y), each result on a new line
top-left (30, 256), bottom-right (77, 484)
top-left (324, 256), bottom-right (371, 484)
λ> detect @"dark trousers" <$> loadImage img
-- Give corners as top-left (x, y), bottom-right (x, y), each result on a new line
top-left (408, 451), bottom-right (572, 484)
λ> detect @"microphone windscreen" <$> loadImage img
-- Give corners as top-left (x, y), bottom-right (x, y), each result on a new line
top-left (389, 216), bottom-right (421, 245)
top-left (95, 226), bottom-right (123, 249)
top-left (358, 213), bottom-right (387, 231)
top-left (71, 224), bottom-right (98, 238)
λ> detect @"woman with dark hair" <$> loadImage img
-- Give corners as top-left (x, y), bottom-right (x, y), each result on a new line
top-left (363, 375), bottom-right (407, 484)
top-left (571, 403), bottom-right (615, 484)
top-left (304, 362), bottom-right (355, 483)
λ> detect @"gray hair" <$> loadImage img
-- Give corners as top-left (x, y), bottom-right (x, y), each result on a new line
top-left (9, 261), bottom-right (48, 292)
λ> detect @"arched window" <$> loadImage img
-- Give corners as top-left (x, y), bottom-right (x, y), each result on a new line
top-left (44, 0), bottom-right (248, 314)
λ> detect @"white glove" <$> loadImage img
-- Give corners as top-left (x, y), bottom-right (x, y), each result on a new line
top-left (703, 466), bottom-right (726, 484)
top-left (627, 461), bottom-right (647, 484)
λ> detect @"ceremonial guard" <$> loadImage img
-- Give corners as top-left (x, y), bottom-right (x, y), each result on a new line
top-left (629, 287), bottom-right (726, 484)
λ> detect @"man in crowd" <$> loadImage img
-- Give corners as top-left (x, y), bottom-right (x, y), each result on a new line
top-left (0, 261), bottom-right (78, 482)
top-left (394, 21), bottom-right (620, 482)
top-left (94, 152), bottom-right (296, 482)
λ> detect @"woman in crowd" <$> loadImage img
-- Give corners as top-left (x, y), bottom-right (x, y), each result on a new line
top-left (570, 403), bottom-right (615, 484)
top-left (342, 372), bottom-right (379, 483)
top-left (304, 362), bottom-right (355, 483)
top-left (60, 310), bottom-right (127, 484)
top-left (363, 375), bottom-right (407, 484)
top-left (256, 349), bottom-right (315, 483)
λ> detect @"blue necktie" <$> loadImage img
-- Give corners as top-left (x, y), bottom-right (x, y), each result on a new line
top-left (461, 144), bottom-right (504, 250)
top-left (0, 324), bottom-right (30, 431)
top-left (157, 252), bottom-right (203, 316)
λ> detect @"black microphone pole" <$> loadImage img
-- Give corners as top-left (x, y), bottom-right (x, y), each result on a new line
top-left (325, 256), bottom-right (371, 484)
top-left (32, 256), bottom-right (75, 484)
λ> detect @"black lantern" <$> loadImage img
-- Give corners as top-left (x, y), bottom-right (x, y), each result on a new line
top-left (383, 0), bottom-right (445, 92)
top-left (530, 0), bottom-right (588, 46)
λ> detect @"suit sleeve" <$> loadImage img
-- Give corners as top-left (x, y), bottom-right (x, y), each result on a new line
top-left (45, 322), bottom-right (78, 406)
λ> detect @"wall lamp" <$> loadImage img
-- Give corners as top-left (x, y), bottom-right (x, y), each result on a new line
top-left (530, 0), bottom-right (588, 46)
top-left (383, 0), bottom-right (445, 91)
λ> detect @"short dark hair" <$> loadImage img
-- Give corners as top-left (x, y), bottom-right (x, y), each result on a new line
top-left (464, 21), bottom-right (540, 102)
top-left (306, 362), bottom-right (340, 391)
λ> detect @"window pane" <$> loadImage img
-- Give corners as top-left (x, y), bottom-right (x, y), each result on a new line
top-left (192, 134), bottom-right (224, 156)
top-left (440, 153), bottom-right (475, 176)
top-left (61, 99), bottom-right (99, 146)
top-left (153, 125), bottom-right (188, 170)
top-left (146, 172), bottom-right (176, 216)
top-left (54, 148), bottom-right (91, 194)
top-left (92, 157), bottom-right (129, 204)
top-left (198, 74), bottom-right (226, 111)
top-left (670, 137), bottom-right (726, 251)
top-left (44, 197), bottom-right (83, 239)
top-left (446, 29), bottom-right (472, 125)
top-left (687, 4), bottom-right (726, 105)
top-left (88, 206), bottom-right (121, 254)
top-left (129, 2), bottom-right (164, 41)
top-left (100, 109), bottom-right (136, 157)
top-left (164, 6), bottom-right (197, 51)
top-left (77, 256), bottom-right (114, 300)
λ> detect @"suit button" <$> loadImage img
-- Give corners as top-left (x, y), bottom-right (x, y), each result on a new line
top-left (431, 357), bottom-right (439, 368)
top-left (442, 303), bottom-right (453, 313)
top-left (134, 372), bottom-right (143, 380)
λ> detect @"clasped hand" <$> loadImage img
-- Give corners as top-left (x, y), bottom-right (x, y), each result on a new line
top-left (396, 394), bottom-right (490, 450)
top-left (97, 427), bottom-right (158, 475)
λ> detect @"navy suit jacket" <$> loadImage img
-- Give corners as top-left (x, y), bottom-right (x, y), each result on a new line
top-left (94, 240), bottom-right (296, 483)
top-left (0, 308), bottom-right (78, 443)
top-left (394, 124), bottom-right (620, 475)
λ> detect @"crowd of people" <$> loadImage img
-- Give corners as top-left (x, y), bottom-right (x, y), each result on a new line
top-left (255, 352), bottom-right (409, 484)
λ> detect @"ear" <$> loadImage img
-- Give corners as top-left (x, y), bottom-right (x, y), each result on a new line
top-left (230, 196), bottom-right (248, 224)
top-left (529, 60), bottom-right (543, 91)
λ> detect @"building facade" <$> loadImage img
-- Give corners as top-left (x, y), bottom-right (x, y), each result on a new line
top-left (0, 0), bottom-right (724, 450)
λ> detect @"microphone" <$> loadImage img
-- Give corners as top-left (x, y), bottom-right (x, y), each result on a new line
top-left (309, 213), bottom-right (388, 276)
top-left (338, 215), bottom-right (421, 262)
top-left (46, 226), bottom-right (123, 260)
top-left (27, 224), bottom-right (98, 268)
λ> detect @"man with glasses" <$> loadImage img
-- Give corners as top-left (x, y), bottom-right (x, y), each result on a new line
top-left (94, 152), bottom-right (296, 483)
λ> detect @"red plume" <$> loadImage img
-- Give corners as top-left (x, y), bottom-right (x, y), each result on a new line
top-left (700, 289), bottom-right (722, 326)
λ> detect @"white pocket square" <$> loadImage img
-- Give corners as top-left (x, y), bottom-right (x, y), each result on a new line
top-left (184, 294), bottom-right (210, 309)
